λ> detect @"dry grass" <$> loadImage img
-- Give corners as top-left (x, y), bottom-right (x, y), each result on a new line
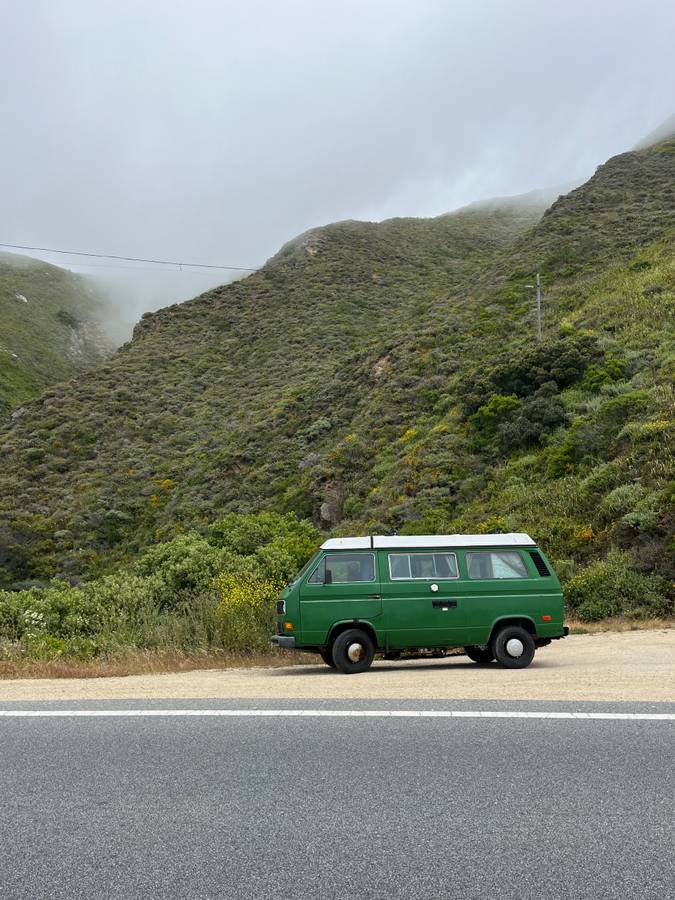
top-left (0, 649), bottom-right (316, 681)
top-left (566, 617), bottom-right (674, 635)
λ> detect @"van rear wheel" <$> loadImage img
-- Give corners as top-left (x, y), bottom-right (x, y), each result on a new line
top-left (491, 625), bottom-right (535, 669)
top-left (331, 629), bottom-right (375, 674)
top-left (319, 649), bottom-right (336, 668)
top-left (465, 645), bottom-right (494, 664)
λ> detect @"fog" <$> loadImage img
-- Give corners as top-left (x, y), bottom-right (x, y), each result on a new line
top-left (1, 0), bottom-right (673, 337)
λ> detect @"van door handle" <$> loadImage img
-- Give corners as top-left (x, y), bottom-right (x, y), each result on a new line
top-left (432, 599), bottom-right (457, 609)
top-left (368, 593), bottom-right (382, 599)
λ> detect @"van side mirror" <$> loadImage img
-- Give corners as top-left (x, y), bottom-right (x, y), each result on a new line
top-left (324, 569), bottom-right (333, 585)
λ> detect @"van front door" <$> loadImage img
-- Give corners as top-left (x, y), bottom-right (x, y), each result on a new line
top-left (380, 550), bottom-right (467, 649)
top-left (299, 551), bottom-right (382, 645)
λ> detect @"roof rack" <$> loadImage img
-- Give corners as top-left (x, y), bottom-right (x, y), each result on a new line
top-left (321, 533), bottom-right (535, 550)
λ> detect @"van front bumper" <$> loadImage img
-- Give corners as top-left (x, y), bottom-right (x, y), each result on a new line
top-left (271, 635), bottom-right (296, 650)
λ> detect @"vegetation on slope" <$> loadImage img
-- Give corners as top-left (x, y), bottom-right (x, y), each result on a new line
top-left (0, 200), bottom-right (546, 581)
top-left (0, 136), bottom-right (673, 660)
top-left (0, 253), bottom-right (113, 414)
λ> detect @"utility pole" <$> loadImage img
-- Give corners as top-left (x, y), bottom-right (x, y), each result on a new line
top-left (526, 273), bottom-right (542, 341)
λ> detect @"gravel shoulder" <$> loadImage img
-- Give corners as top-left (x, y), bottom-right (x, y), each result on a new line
top-left (1, 630), bottom-right (673, 702)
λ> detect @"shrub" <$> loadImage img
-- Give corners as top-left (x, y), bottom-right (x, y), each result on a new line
top-left (565, 550), bottom-right (671, 621)
top-left (598, 483), bottom-right (650, 522)
top-left (134, 533), bottom-right (229, 606)
top-left (0, 579), bottom-right (111, 658)
top-left (460, 336), bottom-right (599, 415)
top-left (207, 512), bottom-right (318, 566)
top-left (469, 394), bottom-right (520, 446)
top-left (498, 382), bottom-right (567, 452)
top-left (578, 462), bottom-right (623, 498)
top-left (577, 391), bottom-right (651, 458)
top-left (547, 433), bottom-right (578, 477)
top-left (215, 574), bottom-right (281, 653)
top-left (580, 355), bottom-right (627, 391)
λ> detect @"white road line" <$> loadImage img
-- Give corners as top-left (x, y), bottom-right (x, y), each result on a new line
top-left (0, 709), bottom-right (673, 720)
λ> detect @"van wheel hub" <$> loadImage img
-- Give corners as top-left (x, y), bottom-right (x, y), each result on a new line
top-left (347, 642), bottom-right (365, 663)
top-left (506, 638), bottom-right (524, 657)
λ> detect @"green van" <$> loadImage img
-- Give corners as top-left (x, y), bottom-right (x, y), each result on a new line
top-left (271, 533), bottom-right (568, 673)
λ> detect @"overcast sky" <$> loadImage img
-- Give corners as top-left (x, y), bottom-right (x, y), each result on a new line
top-left (1, 0), bottom-right (673, 334)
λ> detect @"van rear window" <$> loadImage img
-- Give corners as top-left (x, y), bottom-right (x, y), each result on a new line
top-left (466, 551), bottom-right (528, 579)
top-left (388, 552), bottom-right (458, 580)
top-left (529, 550), bottom-right (551, 576)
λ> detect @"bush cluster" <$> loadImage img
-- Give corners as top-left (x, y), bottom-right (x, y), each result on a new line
top-left (459, 336), bottom-right (600, 417)
top-left (0, 512), bottom-right (319, 661)
top-left (565, 551), bottom-right (671, 622)
top-left (469, 382), bottom-right (567, 453)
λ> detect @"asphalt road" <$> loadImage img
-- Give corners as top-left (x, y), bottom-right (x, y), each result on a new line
top-left (0, 700), bottom-right (673, 899)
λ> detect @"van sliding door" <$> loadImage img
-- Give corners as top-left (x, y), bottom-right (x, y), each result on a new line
top-left (380, 549), bottom-right (467, 649)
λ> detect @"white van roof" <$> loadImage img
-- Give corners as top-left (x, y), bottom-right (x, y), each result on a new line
top-left (321, 533), bottom-right (536, 550)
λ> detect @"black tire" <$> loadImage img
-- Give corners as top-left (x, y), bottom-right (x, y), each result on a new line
top-left (491, 625), bottom-right (535, 669)
top-left (464, 645), bottom-right (495, 664)
top-left (331, 629), bottom-right (375, 674)
top-left (320, 649), bottom-right (336, 668)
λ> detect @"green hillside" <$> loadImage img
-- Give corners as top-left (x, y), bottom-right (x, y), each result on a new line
top-left (0, 253), bottom-right (112, 414)
top-left (0, 137), bottom-right (673, 631)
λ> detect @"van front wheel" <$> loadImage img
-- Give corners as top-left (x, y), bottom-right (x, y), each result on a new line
top-left (331, 629), bottom-right (375, 674)
top-left (320, 649), bottom-right (336, 668)
top-left (491, 626), bottom-right (535, 669)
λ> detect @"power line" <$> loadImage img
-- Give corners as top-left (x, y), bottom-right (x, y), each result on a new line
top-left (65, 262), bottom-right (231, 274)
top-left (0, 242), bottom-right (258, 271)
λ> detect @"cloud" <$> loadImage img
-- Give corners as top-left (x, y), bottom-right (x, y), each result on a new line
top-left (1, 0), bottom-right (673, 332)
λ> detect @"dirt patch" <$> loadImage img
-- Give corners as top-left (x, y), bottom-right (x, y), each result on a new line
top-left (1, 630), bottom-right (673, 703)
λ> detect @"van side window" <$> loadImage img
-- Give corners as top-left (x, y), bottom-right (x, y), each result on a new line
top-left (466, 551), bottom-right (528, 579)
top-left (308, 553), bottom-right (376, 584)
top-left (388, 552), bottom-right (458, 580)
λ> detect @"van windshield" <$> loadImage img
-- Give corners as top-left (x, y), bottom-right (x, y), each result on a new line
top-left (286, 551), bottom-right (321, 588)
